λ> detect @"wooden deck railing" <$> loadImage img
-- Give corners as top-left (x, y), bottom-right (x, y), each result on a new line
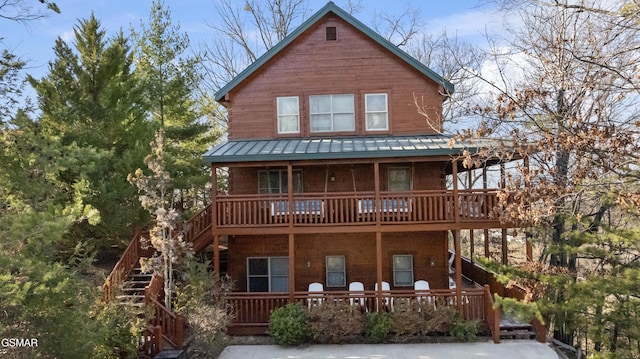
top-left (228, 288), bottom-right (487, 330)
top-left (484, 284), bottom-right (501, 343)
top-left (104, 204), bottom-right (213, 356)
top-left (148, 297), bottom-right (185, 349)
top-left (103, 230), bottom-right (154, 300)
top-left (216, 189), bottom-right (500, 228)
top-left (138, 325), bottom-right (163, 359)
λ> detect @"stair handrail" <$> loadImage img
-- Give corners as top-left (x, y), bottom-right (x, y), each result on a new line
top-left (104, 229), bottom-right (147, 300)
top-left (484, 284), bottom-right (501, 344)
top-left (147, 296), bottom-right (185, 349)
top-left (183, 203), bottom-right (213, 252)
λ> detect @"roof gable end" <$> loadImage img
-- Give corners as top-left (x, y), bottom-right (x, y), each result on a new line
top-left (214, 2), bottom-right (454, 102)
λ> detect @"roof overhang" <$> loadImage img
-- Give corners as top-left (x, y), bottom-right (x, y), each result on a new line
top-left (203, 135), bottom-right (517, 168)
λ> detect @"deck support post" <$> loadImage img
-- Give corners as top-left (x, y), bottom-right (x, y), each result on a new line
top-left (468, 170), bottom-right (474, 262)
top-left (500, 162), bottom-right (508, 265)
top-left (287, 164), bottom-right (295, 303)
top-left (483, 166), bottom-right (490, 258)
top-left (524, 156), bottom-right (533, 262)
top-left (452, 160), bottom-right (462, 313)
top-left (212, 165), bottom-right (220, 277)
top-left (373, 162), bottom-right (383, 312)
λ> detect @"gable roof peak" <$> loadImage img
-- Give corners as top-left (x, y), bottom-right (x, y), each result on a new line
top-left (214, 2), bottom-right (454, 102)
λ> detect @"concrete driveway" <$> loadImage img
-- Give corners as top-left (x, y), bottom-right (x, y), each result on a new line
top-left (217, 340), bottom-right (560, 359)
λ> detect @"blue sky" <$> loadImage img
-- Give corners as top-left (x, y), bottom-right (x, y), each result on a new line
top-left (1, 0), bottom-right (500, 82)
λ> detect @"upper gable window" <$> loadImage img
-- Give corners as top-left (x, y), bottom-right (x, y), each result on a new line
top-left (365, 93), bottom-right (389, 131)
top-left (277, 96), bottom-right (300, 134)
top-left (310, 94), bottom-right (355, 133)
top-left (326, 26), bottom-right (337, 41)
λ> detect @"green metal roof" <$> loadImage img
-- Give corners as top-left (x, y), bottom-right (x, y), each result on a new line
top-left (214, 2), bottom-right (454, 102)
top-left (203, 135), bottom-right (502, 164)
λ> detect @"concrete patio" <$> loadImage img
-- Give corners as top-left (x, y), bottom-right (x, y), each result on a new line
top-left (217, 340), bottom-right (560, 359)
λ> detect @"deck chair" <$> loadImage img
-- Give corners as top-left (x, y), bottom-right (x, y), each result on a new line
top-left (448, 252), bottom-right (455, 275)
top-left (414, 280), bottom-right (433, 309)
top-left (307, 282), bottom-right (324, 308)
top-left (374, 281), bottom-right (392, 312)
top-left (349, 281), bottom-right (366, 309)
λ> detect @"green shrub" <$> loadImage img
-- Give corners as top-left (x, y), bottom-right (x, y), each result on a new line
top-left (268, 303), bottom-right (310, 346)
top-left (364, 312), bottom-right (391, 343)
top-left (449, 317), bottom-right (480, 342)
top-left (308, 301), bottom-right (364, 344)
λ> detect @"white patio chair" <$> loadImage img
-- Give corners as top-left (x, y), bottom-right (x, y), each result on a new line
top-left (414, 280), bottom-right (433, 309)
top-left (448, 252), bottom-right (455, 275)
top-left (349, 281), bottom-right (366, 310)
top-left (374, 281), bottom-right (392, 311)
top-left (307, 282), bottom-right (324, 308)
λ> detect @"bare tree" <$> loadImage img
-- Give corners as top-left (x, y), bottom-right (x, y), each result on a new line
top-left (200, 0), bottom-right (310, 92)
top-left (455, 0), bottom-right (640, 352)
top-left (371, 3), bottom-right (423, 47)
top-left (0, 0), bottom-right (59, 23)
top-left (407, 31), bottom-right (486, 132)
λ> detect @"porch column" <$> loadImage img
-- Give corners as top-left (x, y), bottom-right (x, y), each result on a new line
top-left (452, 159), bottom-right (463, 312)
top-left (483, 166), bottom-right (490, 258)
top-left (524, 156), bottom-right (533, 262)
top-left (287, 164), bottom-right (295, 302)
top-left (211, 165), bottom-right (220, 276)
top-left (374, 161), bottom-right (383, 312)
top-left (468, 170), bottom-right (474, 262)
top-left (500, 162), bottom-right (508, 265)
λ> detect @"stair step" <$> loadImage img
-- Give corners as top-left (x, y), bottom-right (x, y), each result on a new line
top-left (116, 294), bottom-right (145, 301)
top-left (123, 281), bottom-right (151, 287)
top-left (122, 287), bottom-right (145, 293)
top-left (500, 329), bottom-right (537, 339)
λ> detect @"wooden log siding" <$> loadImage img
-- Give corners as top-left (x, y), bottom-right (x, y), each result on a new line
top-left (228, 288), bottom-right (487, 329)
top-left (216, 189), bottom-right (499, 228)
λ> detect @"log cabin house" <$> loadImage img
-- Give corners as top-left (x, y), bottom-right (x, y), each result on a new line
top-left (106, 3), bottom-right (544, 350)
top-left (202, 2), bottom-right (540, 339)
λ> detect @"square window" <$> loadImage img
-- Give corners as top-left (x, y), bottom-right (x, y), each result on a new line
top-left (310, 95), bottom-right (354, 133)
top-left (277, 97), bottom-right (299, 134)
top-left (326, 255), bottom-right (346, 287)
top-left (388, 167), bottom-right (411, 192)
top-left (247, 257), bottom-right (289, 292)
top-left (365, 94), bottom-right (388, 131)
top-left (393, 255), bottom-right (413, 286)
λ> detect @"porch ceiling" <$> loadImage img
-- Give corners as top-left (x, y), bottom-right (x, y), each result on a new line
top-left (203, 135), bottom-right (512, 165)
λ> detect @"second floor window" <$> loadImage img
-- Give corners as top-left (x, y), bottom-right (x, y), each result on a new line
top-left (310, 94), bottom-right (355, 132)
top-left (258, 169), bottom-right (303, 194)
top-left (277, 96), bottom-right (300, 134)
top-left (365, 93), bottom-right (388, 131)
top-left (388, 167), bottom-right (411, 191)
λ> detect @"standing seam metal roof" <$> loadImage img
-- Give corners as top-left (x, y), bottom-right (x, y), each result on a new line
top-left (203, 135), bottom-right (500, 164)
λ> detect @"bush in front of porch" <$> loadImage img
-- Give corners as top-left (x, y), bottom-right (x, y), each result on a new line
top-left (268, 303), bottom-right (310, 346)
top-left (268, 300), bottom-right (482, 345)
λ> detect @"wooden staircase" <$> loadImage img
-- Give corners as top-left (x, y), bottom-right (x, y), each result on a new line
top-left (104, 204), bottom-right (214, 358)
top-left (499, 317), bottom-right (538, 340)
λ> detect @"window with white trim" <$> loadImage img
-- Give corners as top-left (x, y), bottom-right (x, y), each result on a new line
top-left (247, 257), bottom-right (289, 292)
top-left (277, 96), bottom-right (300, 134)
top-left (258, 169), bottom-right (303, 194)
top-left (310, 94), bottom-right (355, 132)
top-left (326, 255), bottom-right (346, 287)
top-left (365, 93), bottom-right (388, 131)
top-left (393, 254), bottom-right (414, 286)
top-left (388, 167), bottom-right (411, 192)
